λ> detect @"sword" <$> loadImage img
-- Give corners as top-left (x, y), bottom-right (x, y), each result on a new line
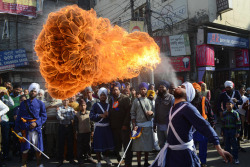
top-left (12, 130), bottom-right (50, 159)
top-left (117, 128), bottom-right (141, 167)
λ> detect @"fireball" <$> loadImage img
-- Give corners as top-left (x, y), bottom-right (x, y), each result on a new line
top-left (35, 5), bottom-right (160, 99)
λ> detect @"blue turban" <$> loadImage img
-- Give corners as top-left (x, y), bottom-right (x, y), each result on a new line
top-left (110, 81), bottom-right (121, 91)
top-left (139, 82), bottom-right (149, 90)
top-left (159, 80), bottom-right (170, 89)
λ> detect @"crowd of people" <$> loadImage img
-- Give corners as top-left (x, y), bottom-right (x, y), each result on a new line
top-left (0, 80), bottom-right (249, 167)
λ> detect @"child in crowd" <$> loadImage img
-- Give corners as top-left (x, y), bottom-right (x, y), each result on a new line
top-left (74, 99), bottom-right (95, 166)
top-left (90, 88), bottom-right (114, 167)
top-left (221, 100), bottom-right (241, 164)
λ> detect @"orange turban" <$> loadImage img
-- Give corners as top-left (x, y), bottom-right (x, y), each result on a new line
top-left (147, 90), bottom-right (155, 97)
top-left (192, 82), bottom-right (201, 92)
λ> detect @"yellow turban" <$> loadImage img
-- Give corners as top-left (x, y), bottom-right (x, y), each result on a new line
top-left (192, 82), bottom-right (201, 92)
top-left (0, 87), bottom-right (7, 93)
top-left (147, 90), bottom-right (155, 97)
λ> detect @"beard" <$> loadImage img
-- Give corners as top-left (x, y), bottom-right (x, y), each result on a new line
top-left (174, 89), bottom-right (186, 99)
top-left (226, 90), bottom-right (232, 96)
top-left (158, 90), bottom-right (166, 97)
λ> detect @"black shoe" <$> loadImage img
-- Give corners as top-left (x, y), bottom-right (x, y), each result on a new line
top-left (57, 161), bottom-right (63, 167)
top-left (70, 160), bottom-right (77, 165)
top-left (137, 164), bottom-right (141, 167)
top-left (144, 162), bottom-right (150, 167)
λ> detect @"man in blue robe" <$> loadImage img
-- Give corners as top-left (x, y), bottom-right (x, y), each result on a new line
top-left (15, 83), bottom-right (47, 167)
top-left (151, 82), bottom-right (232, 167)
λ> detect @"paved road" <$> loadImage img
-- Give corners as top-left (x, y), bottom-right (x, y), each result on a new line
top-left (4, 123), bottom-right (250, 167)
top-left (3, 141), bottom-right (250, 167)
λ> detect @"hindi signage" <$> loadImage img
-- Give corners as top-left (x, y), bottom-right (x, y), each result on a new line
top-left (196, 44), bottom-right (215, 67)
top-left (0, 0), bottom-right (37, 17)
top-left (207, 33), bottom-right (249, 49)
top-left (216, 0), bottom-right (233, 13)
top-left (235, 49), bottom-right (249, 68)
top-left (0, 49), bottom-right (29, 71)
top-left (169, 34), bottom-right (191, 56)
top-left (170, 56), bottom-right (190, 72)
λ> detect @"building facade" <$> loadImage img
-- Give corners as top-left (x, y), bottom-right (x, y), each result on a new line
top-left (94, 0), bottom-right (250, 90)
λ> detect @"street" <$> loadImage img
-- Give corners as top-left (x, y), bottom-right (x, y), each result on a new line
top-left (4, 141), bottom-right (250, 167)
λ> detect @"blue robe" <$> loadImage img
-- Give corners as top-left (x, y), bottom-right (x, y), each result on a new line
top-left (90, 102), bottom-right (114, 152)
top-left (152, 102), bottom-right (219, 167)
top-left (14, 98), bottom-right (47, 152)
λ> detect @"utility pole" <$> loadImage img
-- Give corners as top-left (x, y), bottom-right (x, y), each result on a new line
top-left (145, 0), bottom-right (154, 84)
top-left (145, 0), bottom-right (153, 36)
top-left (130, 0), bottom-right (135, 20)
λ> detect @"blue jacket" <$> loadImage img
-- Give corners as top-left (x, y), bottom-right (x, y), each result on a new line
top-left (14, 98), bottom-right (47, 151)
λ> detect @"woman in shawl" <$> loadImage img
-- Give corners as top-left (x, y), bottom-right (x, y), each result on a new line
top-left (201, 83), bottom-right (211, 101)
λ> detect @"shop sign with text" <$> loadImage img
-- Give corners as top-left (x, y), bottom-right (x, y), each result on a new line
top-left (170, 56), bottom-right (190, 72)
top-left (216, 0), bottom-right (233, 13)
top-left (196, 44), bottom-right (215, 66)
top-left (0, 49), bottom-right (29, 71)
top-left (0, 0), bottom-right (37, 17)
top-left (169, 34), bottom-right (191, 56)
top-left (207, 33), bottom-right (249, 48)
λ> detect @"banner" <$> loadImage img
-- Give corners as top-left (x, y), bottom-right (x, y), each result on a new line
top-left (0, 0), bottom-right (37, 17)
top-left (207, 33), bottom-right (249, 48)
top-left (153, 36), bottom-right (171, 56)
top-left (129, 21), bottom-right (144, 33)
top-left (196, 44), bottom-right (215, 66)
top-left (235, 49), bottom-right (249, 68)
top-left (0, 48), bottom-right (29, 71)
top-left (170, 56), bottom-right (190, 72)
top-left (169, 34), bottom-right (191, 56)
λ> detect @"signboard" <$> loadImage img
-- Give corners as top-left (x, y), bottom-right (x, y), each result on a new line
top-left (153, 36), bottom-right (171, 56)
top-left (129, 21), bottom-right (144, 33)
top-left (151, 0), bottom-right (188, 31)
top-left (0, 0), bottom-right (37, 18)
top-left (216, 0), bottom-right (233, 13)
top-left (235, 49), bottom-right (249, 68)
top-left (207, 33), bottom-right (249, 48)
top-left (196, 44), bottom-right (215, 66)
top-left (170, 56), bottom-right (190, 72)
top-left (0, 49), bottom-right (29, 71)
top-left (169, 34), bottom-right (191, 56)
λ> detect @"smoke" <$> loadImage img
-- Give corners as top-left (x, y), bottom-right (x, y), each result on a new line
top-left (154, 54), bottom-right (178, 87)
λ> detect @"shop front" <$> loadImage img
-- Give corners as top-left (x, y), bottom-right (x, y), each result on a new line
top-left (196, 32), bottom-right (250, 91)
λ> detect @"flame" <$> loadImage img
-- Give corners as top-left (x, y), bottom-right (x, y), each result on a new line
top-left (35, 5), bottom-right (160, 99)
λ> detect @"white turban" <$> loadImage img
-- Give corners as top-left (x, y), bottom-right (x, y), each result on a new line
top-left (39, 89), bottom-right (45, 96)
top-left (28, 83), bottom-right (40, 93)
top-left (98, 87), bottom-right (108, 98)
top-left (182, 82), bottom-right (195, 102)
top-left (224, 81), bottom-right (234, 88)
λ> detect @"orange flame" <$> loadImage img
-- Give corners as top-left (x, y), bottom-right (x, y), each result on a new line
top-left (35, 5), bottom-right (160, 99)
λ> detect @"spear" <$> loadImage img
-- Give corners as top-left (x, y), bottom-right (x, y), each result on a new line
top-left (12, 130), bottom-right (50, 159)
